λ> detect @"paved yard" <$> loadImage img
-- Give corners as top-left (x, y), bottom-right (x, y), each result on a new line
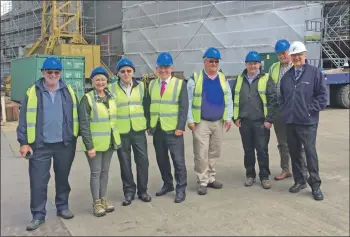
top-left (1, 108), bottom-right (349, 236)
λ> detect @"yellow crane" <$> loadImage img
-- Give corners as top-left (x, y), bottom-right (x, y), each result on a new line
top-left (6, 0), bottom-right (114, 93)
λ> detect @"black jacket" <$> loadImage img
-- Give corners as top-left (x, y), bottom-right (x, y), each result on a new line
top-left (279, 64), bottom-right (328, 125)
top-left (232, 70), bottom-right (277, 123)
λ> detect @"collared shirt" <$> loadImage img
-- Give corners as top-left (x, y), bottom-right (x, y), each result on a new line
top-left (43, 81), bottom-right (60, 103)
top-left (93, 88), bottom-right (113, 103)
top-left (277, 62), bottom-right (293, 97)
top-left (159, 76), bottom-right (171, 91)
top-left (294, 67), bottom-right (303, 80)
top-left (244, 71), bottom-right (260, 85)
top-left (186, 70), bottom-right (233, 123)
top-left (119, 80), bottom-right (133, 98)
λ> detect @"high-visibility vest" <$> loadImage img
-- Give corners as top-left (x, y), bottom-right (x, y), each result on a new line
top-left (270, 62), bottom-right (281, 84)
top-left (149, 77), bottom-right (182, 131)
top-left (82, 90), bottom-right (121, 151)
top-left (191, 70), bottom-right (228, 123)
top-left (233, 74), bottom-right (269, 120)
top-left (26, 85), bottom-right (79, 144)
top-left (109, 81), bottom-right (147, 134)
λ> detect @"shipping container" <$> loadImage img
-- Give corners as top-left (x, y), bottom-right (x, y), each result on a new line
top-left (53, 44), bottom-right (100, 78)
top-left (260, 52), bottom-right (279, 73)
top-left (10, 54), bottom-right (85, 103)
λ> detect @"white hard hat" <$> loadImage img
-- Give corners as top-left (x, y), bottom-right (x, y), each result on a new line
top-left (289, 41), bottom-right (307, 55)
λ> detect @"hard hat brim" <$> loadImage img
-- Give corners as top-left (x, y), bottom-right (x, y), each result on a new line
top-left (289, 50), bottom-right (307, 55)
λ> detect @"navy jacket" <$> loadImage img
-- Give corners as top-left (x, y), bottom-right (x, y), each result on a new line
top-left (17, 78), bottom-right (77, 148)
top-left (279, 64), bottom-right (328, 125)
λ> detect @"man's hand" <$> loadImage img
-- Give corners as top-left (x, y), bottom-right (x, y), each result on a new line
top-left (19, 145), bottom-right (33, 158)
top-left (224, 120), bottom-right (232, 132)
top-left (264, 122), bottom-right (272, 129)
top-left (187, 123), bottom-right (196, 131)
top-left (87, 149), bottom-right (96, 159)
top-left (175, 130), bottom-right (184, 136)
top-left (234, 119), bottom-right (241, 127)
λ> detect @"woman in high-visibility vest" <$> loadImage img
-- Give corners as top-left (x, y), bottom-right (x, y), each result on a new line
top-left (78, 67), bottom-right (121, 217)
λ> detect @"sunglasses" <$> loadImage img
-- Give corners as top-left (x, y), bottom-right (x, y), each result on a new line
top-left (45, 70), bottom-right (61, 75)
top-left (208, 60), bottom-right (219, 64)
top-left (120, 69), bottom-right (133, 74)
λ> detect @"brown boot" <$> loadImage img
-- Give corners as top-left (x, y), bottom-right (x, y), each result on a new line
top-left (274, 171), bottom-right (292, 180)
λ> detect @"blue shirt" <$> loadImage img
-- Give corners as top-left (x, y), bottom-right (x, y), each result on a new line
top-left (244, 71), bottom-right (259, 85)
top-left (200, 72), bottom-right (225, 121)
top-left (42, 82), bottom-right (63, 143)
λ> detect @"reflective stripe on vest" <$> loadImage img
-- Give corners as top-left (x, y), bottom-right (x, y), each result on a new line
top-left (109, 82), bottom-right (147, 134)
top-left (149, 77), bottom-right (182, 131)
top-left (233, 74), bottom-right (269, 120)
top-left (26, 85), bottom-right (79, 144)
top-left (82, 91), bottom-right (121, 151)
top-left (191, 70), bottom-right (228, 123)
top-left (270, 62), bottom-right (280, 84)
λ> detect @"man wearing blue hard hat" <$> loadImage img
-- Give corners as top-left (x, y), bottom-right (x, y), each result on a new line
top-left (148, 52), bottom-right (188, 203)
top-left (187, 47), bottom-right (233, 196)
top-left (279, 41), bottom-right (327, 201)
top-left (269, 39), bottom-right (306, 181)
top-left (17, 56), bottom-right (79, 231)
top-left (232, 51), bottom-right (278, 189)
top-left (108, 58), bottom-right (152, 206)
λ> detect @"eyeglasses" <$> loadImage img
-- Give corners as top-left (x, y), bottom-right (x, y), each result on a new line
top-left (208, 60), bottom-right (219, 64)
top-left (45, 70), bottom-right (61, 75)
top-left (119, 69), bottom-right (133, 74)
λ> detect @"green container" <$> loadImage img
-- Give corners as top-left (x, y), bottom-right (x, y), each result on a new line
top-left (260, 52), bottom-right (279, 73)
top-left (11, 54), bottom-right (85, 102)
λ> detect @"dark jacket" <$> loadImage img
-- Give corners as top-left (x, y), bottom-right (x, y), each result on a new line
top-left (232, 70), bottom-right (277, 123)
top-left (17, 78), bottom-right (77, 148)
top-left (78, 79), bottom-right (150, 150)
top-left (146, 78), bottom-right (189, 135)
top-left (279, 64), bottom-right (328, 125)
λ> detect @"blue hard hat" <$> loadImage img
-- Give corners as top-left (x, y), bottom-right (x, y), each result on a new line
top-left (274, 39), bottom-right (290, 54)
top-left (90, 66), bottom-right (109, 79)
top-left (203, 47), bottom-right (221, 59)
top-left (245, 51), bottom-right (261, 62)
top-left (116, 58), bottom-right (135, 72)
top-left (41, 57), bottom-right (63, 70)
top-left (156, 52), bottom-right (173, 66)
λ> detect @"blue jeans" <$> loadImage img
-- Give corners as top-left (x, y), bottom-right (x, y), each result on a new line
top-left (29, 141), bottom-right (76, 221)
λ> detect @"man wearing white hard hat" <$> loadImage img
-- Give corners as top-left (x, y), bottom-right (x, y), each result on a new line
top-left (279, 41), bottom-right (328, 201)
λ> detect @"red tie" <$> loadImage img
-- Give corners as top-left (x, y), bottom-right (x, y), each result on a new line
top-left (160, 80), bottom-right (167, 97)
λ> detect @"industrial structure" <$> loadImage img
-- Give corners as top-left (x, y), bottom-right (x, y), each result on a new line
top-left (1, 0), bottom-right (349, 107)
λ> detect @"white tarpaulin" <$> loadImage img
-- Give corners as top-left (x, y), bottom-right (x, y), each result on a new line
top-left (122, 1), bottom-right (322, 77)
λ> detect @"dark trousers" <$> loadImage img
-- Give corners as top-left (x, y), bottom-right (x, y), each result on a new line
top-left (239, 119), bottom-right (271, 180)
top-left (29, 141), bottom-right (76, 221)
top-left (286, 124), bottom-right (321, 187)
top-left (153, 125), bottom-right (187, 193)
top-left (117, 131), bottom-right (149, 197)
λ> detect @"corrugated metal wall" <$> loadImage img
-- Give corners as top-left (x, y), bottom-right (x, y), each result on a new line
top-left (122, 1), bottom-right (323, 77)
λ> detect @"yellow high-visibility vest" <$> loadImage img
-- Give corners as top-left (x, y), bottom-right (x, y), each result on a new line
top-left (191, 70), bottom-right (228, 123)
top-left (270, 62), bottom-right (281, 84)
top-left (149, 77), bottom-right (182, 131)
top-left (109, 81), bottom-right (147, 134)
top-left (233, 74), bottom-right (269, 120)
top-left (82, 90), bottom-right (121, 151)
top-left (26, 85), bottom-right (79, 144)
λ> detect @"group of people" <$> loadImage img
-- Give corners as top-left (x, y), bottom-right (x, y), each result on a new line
top-left (17, 39), bottom-right (328, 231)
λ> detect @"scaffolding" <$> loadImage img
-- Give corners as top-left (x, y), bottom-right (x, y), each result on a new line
top-left (1, 1), bottom-right (43, 79)
top-left (305, 0), bottom-right (349, 68)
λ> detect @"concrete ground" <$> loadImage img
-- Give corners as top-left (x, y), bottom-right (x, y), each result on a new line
top-left (1, 108), bottom-right (349, 236)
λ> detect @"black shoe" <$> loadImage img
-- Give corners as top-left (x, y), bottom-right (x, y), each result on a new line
top-left (57, 209), bottom-right (74, 219)
top-left (174, 192), bottom-right (186, 203)
top-left (289, 183), bottom-right (307, 193)
top-left (312, 188), bottom-right (324, 201)
top-left (197, 185), bottom-right (207, 195)
top-left (138, 192), bottom-right (152, 202)
top-left (155, 185), bottom-right (174, 196)
top-left (207, 180), bottom-right (223, 189)
top-left (26, 219), bottom-right (45, 231)
top-left (122, 196), bottom-right (134, 206)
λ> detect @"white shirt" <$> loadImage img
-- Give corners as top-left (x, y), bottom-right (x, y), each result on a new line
top-left (120, 80), bottom-right (133, 98)
top-left (159, 76), bottom-right (171, 91)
